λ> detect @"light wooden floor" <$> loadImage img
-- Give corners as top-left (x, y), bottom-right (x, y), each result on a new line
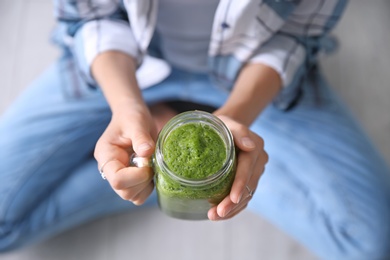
top-left (1, 1), bottom-right (389, 260)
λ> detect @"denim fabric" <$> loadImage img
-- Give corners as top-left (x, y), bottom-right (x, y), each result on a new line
top-left (0, 55), bottom-right (389, 259)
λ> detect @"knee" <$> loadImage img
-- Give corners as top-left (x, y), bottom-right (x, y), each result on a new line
top-left (0, 220), bottom-right (25, 252)
top-left (0, 195), bottom-right (33, 252)
top-left (330, 204), bottom-right (390, 259)
top-left (346, 225), bottom-right (388, 259)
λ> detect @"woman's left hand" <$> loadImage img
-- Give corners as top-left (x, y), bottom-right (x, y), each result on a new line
top-left (208, 115), bottom-right (268, 221)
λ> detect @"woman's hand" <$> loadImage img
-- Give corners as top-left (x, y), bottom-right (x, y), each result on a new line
top-left (94, 105), bottom-right (157, 205)
top-left (208, 115), bottom-right (268, 221)
top-left (91, 51), bottom-right (161, 205)
top-left (207, 63), bottom-right (280, 220)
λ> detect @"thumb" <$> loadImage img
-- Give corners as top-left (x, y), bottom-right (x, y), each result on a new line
top-left (126, 119), bottom-right (156, 158)
top-left (237, 136), bottom-right (256, 152)
top-left (131, 128), bottom-right (155, 157)
top-left (217, 115), bottom-right (256, 152)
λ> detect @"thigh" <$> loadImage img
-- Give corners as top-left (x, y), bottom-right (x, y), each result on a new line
top-left (2, 158), bottom-right (157, 251)
top-left (0, 55), bottom-right (166, 251)
top-left (249, 71), bottom-right (390, 259)
top-left (0, 56), bottom-right (111, 228)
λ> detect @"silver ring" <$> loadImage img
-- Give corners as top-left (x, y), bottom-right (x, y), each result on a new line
top-left (246, 185), bottom-right (254, 197)
top-left (99, 160), bottom-right (112, 180)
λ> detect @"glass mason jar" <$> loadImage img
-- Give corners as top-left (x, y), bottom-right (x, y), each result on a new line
top-left (153, 111), bottom-right (236, 220)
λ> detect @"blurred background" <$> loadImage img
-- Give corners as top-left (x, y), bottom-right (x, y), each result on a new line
top-left (0, 1), bottom-right (389, 259)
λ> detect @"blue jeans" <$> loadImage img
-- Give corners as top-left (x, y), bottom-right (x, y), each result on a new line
top-left (0, 56), bottom-right (389, 259)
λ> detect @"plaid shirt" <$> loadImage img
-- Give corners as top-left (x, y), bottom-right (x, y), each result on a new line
top-left (53, 0), bottom-right (347, 110)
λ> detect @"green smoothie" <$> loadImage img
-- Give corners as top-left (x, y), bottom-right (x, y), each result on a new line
top-left (163, 123), bottom-right (226, 180)
top-left (154, 113), bottom-right (236, 220)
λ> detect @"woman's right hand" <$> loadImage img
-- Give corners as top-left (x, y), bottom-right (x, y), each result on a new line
top-left (94, 104), bottom-right (157, 205)
top-left (90, 50), bottom-right (160, 205)
top-left (91, 51), bottom-right (178, 205)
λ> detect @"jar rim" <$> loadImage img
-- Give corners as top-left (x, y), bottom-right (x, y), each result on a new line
top-left (155, 111), bottom-right (235, 187)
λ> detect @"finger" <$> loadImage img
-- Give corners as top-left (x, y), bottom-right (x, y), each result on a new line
top-left (122, 116), bottom-right (156, 158)
top-left (107, 166), bottom-right (154, 191)
top-left (97, 159), bottom-right (126, 180)
top-left (208, 205), bottom-right (220, 221)
top-left (95, 135), bottom-right (131, 168)
top-left (217, 116), bottom-right (258, 152)
top-left (216, 195), bottom-right (236, 218)
top-left (219, 165), bottom-right (264, 220)
top-left (252, 153), bottom-right (267, 185)
top-left (210, 159), bottom-right (265, 221)
top-left (216, 178), bottom-right (256, 218)
top-left (97, 153), bottom-right (154, 194)
top-left (208, 194), bottom-right (234, 221)
top-left (220, 203), bottom-right (249, 220)
top-left (210, 186), bottom-right (251, 220)
top-left (230, 132), bottom-right (267, 204)
top-left (214, 116), bottom-right (264, 204)
top-left (115, 179), bottom-right (153, 201)
top-left (208, 199), bottom-right (249, 221)
top-left (131, 181), bottom-right (155, 205)
top-left (229, 149), bottom-right (258, 204)
top-left (239, 153), bottom-right (266, 198)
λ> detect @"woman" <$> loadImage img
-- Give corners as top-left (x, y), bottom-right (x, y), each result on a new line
top-left (0, 0), bottom-right (389, 259)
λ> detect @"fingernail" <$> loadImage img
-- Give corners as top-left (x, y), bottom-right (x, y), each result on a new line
top-left (138, 143), bottom-right (152, 151)
top-left (236, 192), bottom-right (243, 204)
top-left (241, 137), bottom-right (255, 149)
